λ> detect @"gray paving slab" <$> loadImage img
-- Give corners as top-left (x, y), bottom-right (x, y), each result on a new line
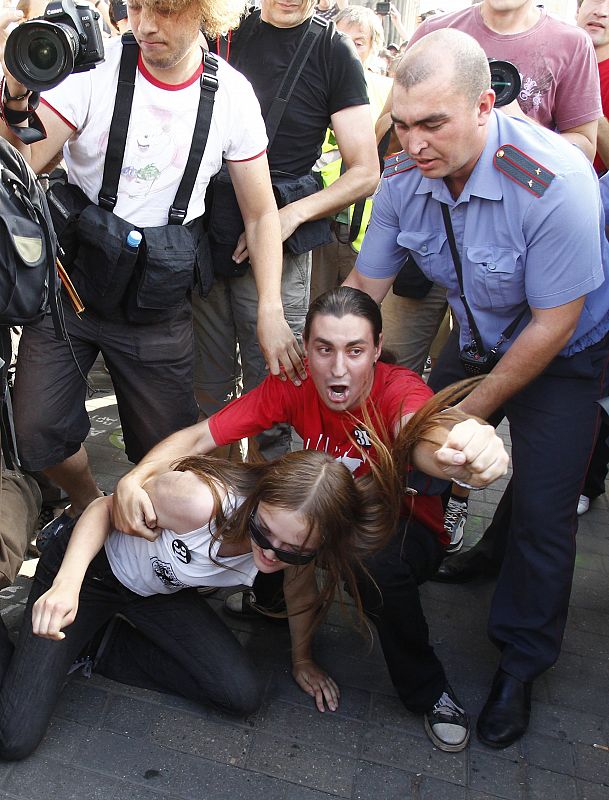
top-left (1, 359), bottom-right (608, 799)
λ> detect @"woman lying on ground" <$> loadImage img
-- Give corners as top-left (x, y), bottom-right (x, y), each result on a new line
top-left (0, 445), bottom-right (402, 761)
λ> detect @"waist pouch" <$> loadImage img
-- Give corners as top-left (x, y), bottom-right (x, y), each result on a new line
top-left (271, 170), bottom-right (332, 255)
top-left (392, 254), bottom-right (434, 300)
top-left (47, 182), bottom-right (213, 323)
top-left (208, 165), bottom-right (332, 279)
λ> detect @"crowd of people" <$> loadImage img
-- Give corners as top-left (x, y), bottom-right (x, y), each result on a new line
top-left (0, 0), bottom-right (606, 765)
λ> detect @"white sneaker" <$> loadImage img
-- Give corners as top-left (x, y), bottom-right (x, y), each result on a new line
top-left (577, 495), bottom-right (590, 516)
top-left (444, 497), bottom-right (468, 554)
top-left (424, 684), bottom-right (470, 752)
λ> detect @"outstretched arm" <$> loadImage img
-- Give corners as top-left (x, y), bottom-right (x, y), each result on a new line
top-left (410, 416), bottom-right (509, 489)
top-left (284, 564), bottom-right (339, 713)
top-left (32, 496), bottom-right (114, 640)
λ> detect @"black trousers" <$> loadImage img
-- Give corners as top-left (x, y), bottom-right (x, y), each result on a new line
top-left (582, 415), bottom-right (609, 500)
top-left (253, 519), bottom-right (447, 713)
top-left (429, 327), bottom-right (609, 681)
top-left (0, 531), bottom-right (263, 761)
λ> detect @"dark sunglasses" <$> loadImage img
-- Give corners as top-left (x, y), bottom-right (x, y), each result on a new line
top-left (248, 509), bottom-right (317, 566)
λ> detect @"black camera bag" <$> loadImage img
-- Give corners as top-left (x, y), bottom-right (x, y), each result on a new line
top-left (392, 254), bottom-right (434, 299)
top-left (0, 138), bottom-right (61, 329)
top-left (208, 164), bottom-right (332, 280)
top-left (271, 170), bottom-right (332, 254)
top-left (207, 164), bottom-right (250, 279)
top-left (47, 33), bottom-right (217, 323)
top-left (48, 183), bottom-right (212, 320)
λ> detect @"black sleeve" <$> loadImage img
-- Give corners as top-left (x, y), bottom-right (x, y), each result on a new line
top-left (327, 31), bottom-right (369, 117)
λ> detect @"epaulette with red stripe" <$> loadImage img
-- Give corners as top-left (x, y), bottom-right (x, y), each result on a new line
top-left (493, 144), bottom-right (555, 197)
top-left (382, 151), bottom-right (417, 179)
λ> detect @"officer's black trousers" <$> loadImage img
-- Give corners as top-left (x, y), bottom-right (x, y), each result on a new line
top-left (430, 328), bottom-right (609, 682)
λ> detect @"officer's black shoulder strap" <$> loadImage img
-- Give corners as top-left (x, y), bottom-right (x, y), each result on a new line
top-left (493, 144), bottom-right (555, 198)
top-left (382, 151), bottom-right (417, 179)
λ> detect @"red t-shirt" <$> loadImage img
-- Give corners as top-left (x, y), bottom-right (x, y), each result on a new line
top-left (594, 58), bottom-right (609, 175)
top-left (209, 362), bottom-right (446, 542)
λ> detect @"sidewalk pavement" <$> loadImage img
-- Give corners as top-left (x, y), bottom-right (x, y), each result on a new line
top-left (1, 360), bottom-right (608, 800)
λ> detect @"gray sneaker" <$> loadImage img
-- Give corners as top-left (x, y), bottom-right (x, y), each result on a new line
top-left (424, 685), bottom-right (470, 752)
top-left (223, 589), bottom-right (287, 622)
top-left (444, 497), bottom-right (468, 554)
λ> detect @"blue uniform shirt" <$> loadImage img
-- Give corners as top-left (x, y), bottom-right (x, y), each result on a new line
top-left (357, 111), bottom-right (609, 357)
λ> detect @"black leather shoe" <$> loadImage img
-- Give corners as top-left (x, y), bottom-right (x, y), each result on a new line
top-left (431, 546), bottom-right (500, 583)
top-left (477, 669), bottom-right (532, 748)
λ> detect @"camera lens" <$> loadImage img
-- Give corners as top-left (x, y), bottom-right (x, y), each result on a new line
top-left (5, 20), bottom-right (79, 91)
top-left (488, 59), bottom-right (521, 108)
top-left (28, 37), bottom-right (58, 71)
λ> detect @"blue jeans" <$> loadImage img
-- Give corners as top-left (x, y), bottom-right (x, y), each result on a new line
top-left (0, 530), bottom-right (263, 761)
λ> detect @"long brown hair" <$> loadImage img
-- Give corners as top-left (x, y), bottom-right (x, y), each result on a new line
top-left (392, 376), bottom-right (486, 482)
top-left (172, 442), bottom-right (401, 631)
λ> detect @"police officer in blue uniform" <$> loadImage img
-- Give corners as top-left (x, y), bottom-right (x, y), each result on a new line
top-left (345, 28), bottom-right (609, 749)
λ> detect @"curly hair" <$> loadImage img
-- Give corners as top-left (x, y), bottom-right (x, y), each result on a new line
top-left (141, 0), bottom-right (247, 37)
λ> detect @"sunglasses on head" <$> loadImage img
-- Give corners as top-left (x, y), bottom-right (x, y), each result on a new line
top-left (248, 509), bottom-right (318, 566)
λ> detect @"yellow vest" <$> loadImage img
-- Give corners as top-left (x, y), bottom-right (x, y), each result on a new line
top-left (316, 71), bottom-right (391, 253)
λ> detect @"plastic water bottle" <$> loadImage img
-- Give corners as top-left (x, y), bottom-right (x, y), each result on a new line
top-left (126, 230), bottom-right (142, 251)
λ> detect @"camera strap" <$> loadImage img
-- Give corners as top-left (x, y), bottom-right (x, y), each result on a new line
top-left (264, 15), bottom-right (328, 148)
top-left (98, 32), bottom-right (219, 223)
top-left (227, 10), bottom-right (327, 149)
top-left (441, 202), bottom-right (527, 354)
top-left (0, 77), bottom-right (45, 145)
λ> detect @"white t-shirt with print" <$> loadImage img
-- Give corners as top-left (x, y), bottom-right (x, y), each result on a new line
top-left (41, 37), bottom-right (268, 226)
top-left (104, 492), bottom-right (258, 596)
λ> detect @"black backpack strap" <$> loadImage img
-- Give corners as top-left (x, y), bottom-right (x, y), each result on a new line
top-left (265, 15), bottom-right (328, 148)
top-left (0, 328), bottom-right (19, 469)
top-left (348, 135), bottom-right (386, 243)
top-left (169, 52), bottom-right (219, 224)
top-left (41, 208), bottom-right (66, 340)
top-left (98, 32), bottom-right (139, 211)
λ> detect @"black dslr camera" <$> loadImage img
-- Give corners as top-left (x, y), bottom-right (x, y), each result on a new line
top-left (459, 341), bottom-right (501, 376)
top-left (488, 58), bottom-right (521, 108)
top-left (4, 0), bottom-right (104, 92)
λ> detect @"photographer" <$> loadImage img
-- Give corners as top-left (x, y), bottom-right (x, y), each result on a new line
top-left (345, 30), bottom-right (609, 748)
top-left (0, 0), bottom-right (304, 540)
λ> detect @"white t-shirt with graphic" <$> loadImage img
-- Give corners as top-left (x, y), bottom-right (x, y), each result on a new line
top-left (104, 492), bottom-right (258, 596)
top-left (41, 37), bottom-right (268, 226)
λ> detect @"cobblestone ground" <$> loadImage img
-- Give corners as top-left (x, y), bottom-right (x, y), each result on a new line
top-left (0, 362), bottom-right (607, 799)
